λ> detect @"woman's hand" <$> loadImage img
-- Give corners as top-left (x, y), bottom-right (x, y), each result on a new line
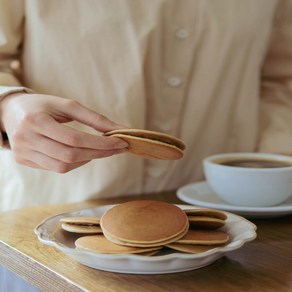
top-left (0, 93), bottom-right (129, 173)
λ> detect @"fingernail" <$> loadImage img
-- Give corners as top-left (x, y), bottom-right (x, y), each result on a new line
top-left (114, 142), bottom-right (128, 149)
top-left (115, 148), bottom-right (128, 154)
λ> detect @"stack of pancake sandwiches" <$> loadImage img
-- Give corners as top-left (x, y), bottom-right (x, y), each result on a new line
top-left (60, 200), bottom-right (229, 256)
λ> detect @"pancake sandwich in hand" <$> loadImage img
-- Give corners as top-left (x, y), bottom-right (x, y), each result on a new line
top-left (104, 129), bottom-right (185, 160)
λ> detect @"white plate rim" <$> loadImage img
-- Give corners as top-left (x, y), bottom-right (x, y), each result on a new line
top-left (34, 204), bottom-right (257, 274)
top-left (177, 181), bottom-right (292, 215)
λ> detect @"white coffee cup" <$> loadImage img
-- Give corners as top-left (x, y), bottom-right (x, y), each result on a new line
top-left (203, 153), bottom-right (292, 207)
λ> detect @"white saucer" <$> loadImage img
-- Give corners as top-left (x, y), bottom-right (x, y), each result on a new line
top-left (177, 181), bottom-right (292, 218)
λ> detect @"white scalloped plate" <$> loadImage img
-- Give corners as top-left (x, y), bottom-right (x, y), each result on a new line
top-left (34, 204), bottom-right (257, 274)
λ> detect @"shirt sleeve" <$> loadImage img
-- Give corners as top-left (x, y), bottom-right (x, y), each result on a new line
top-left (259, 0), bottom-right (292, 154)
top-left (0, 0), bottom-right (33, 98)
top-left (0, 0), bottom-right (26, 88)
top-left (0, 0), bottom-right (33, 147)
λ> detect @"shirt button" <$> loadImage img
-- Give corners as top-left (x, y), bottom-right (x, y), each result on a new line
top-left (159, 123), bottom-right (172, 132)
top-left (167, 77), bottom-right (182, 87)
top-left (148, 167), bottom-right (163, 178)
top-left (176, 29), bottom-right (189, 39)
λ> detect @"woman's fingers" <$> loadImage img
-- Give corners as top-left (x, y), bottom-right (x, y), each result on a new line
top-left (18, 159), bottom-right (47, 170)
top-left (11, 127), bottom-right (127, 167)
top-left (30, 113), bottom-right (128, 150)
top-left (48, 98), bottom-right (128, 132)
top-left (0, 93), bottom-right (129, 172)
top-left (14, 149), bottom-right (117, 173)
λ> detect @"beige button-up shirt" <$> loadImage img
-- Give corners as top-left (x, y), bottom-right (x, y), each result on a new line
top-left (0, 0), bottom-right (292, 211)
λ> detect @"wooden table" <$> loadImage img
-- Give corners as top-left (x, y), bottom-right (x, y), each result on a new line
top-left (0, 191), bottom-right (291, 292)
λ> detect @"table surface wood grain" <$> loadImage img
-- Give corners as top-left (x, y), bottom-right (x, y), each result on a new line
top-left (0, 191), bottom-right (291, 292)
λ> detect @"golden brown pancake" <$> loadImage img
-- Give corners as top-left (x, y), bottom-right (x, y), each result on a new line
top-left (61, 223), bottom-right (102, 234)
top-left (60, 216), bottom-right (100, 224)
top-left (188, 216), bottom-right (226, 229)
top-left (184, 209), bottom-right (228, 220)
top-left (75, 235), bottom-right (162, 254)
top-left (104, 129), bottom-right (185, 160)
top-left (136, 250), bottom-right (162, 256)
top-left (166, 243), bottom-right (219, 254)
top-left (60, 216), bottom-right (101, 234)
top-left (175, 229), bottom-right (229, 245)
top-left (100, 200), bottom-right (189, 247)
top-left (102, 224), bottom-right (189, 247)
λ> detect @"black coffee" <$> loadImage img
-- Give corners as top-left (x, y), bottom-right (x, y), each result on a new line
top-left (215, 158), bottom-right (292, 168)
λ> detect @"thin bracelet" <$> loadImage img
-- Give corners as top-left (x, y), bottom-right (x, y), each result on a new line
top-left (0, 131), bottom-right (10, 148)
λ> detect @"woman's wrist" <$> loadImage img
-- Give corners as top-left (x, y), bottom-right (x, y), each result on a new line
top-left (0, 87), bottom-right (34, 148)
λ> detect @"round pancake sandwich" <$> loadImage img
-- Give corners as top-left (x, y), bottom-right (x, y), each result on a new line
top-left (60, 216), bottom-right (102, 234)
top-left (175, 229), bottom-right (229, 245)
top-left (166, 243), bottom-right (220, 254)
top-left (187, 216), bottom-right (226, 229)
top-left (184, 209), bottom-right (228, 220)
top-left (75, 235), bottom-right (162, 254)
top-left (100, 200), bottom-right (189, 247)
top-left (184, 208), bottom-right (227, 229)
top-left (104, 129), bottom-right (185, 160)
